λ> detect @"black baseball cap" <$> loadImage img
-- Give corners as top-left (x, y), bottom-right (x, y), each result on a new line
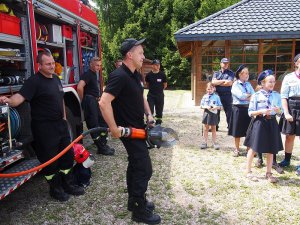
top-left (120, 38), bottom-right (146, 56)
top-left (235, 64), bottom-right (246, 79)
top-left (152, 59), bottom-right (160, 65)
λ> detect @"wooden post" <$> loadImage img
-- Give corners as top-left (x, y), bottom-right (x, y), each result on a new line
top-left (194, 41), bottom-right (202, 106)
top-left (191, 42), bottom-right (195, 100)
top-left (292, 39), bottom-right (296, 70)
top-left (258, 39), bottom-right (263, 74)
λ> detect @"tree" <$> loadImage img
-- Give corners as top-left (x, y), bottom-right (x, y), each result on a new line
top-left (94, 0), bottom-right (240, 89)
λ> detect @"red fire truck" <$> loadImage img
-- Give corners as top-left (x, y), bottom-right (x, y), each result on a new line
top-left (0, 0), bottom-right (101, 200)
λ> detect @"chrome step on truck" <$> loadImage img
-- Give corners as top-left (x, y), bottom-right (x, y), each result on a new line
top-left (0, 104), bottom-right (40, 201)
top-left (0, 158), bottom-right (40, 200)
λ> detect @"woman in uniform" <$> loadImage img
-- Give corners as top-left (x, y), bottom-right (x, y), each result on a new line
top-left (279, 53), bottom-right (300, 175)
top-left (228, 65), bottom-right (254, 157)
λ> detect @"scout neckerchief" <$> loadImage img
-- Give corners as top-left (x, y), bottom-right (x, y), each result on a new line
top-left (239, 80), bottom-right (248, 93)
top-left (261, 89), bottom-right (272, 109)
top-left (204, 93), bottom-right (213, 106)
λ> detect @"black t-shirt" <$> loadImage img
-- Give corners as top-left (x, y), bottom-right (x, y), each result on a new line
top-left (80, 69), bottom-right (100, 97)
top-left (104, 64), bottom-right (144, 128)
top-left (145, 71), bottom-right (167, 96)
top-left (19, 72), bottom-right (64, 121)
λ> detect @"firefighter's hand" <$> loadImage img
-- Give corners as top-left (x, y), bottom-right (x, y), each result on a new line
top-left (110, 126), bottom-right (122, 138)
top-left (147, 114), bottom-right (155, 127)
top-left (0, 96), bottom-right (9, 105)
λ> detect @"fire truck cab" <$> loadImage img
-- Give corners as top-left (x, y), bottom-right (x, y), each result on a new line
top-left (0, 0), bottom-right (101, 200)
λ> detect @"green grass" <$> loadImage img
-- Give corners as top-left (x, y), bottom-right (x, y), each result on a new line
top-left (1, 90), bottom-right (300, 224)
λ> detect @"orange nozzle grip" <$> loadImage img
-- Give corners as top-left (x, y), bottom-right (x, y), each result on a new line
top-left (130, 128), bottom-right (146, 139)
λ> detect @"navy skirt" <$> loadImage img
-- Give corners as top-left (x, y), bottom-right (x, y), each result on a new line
top-left (202, 109), bottom-right (218, 126)
top-left (228, 105), bottom-right (251, 137)
top-left (279, 99), bottom-right (300, 136)
top-left (244, 116), bottom-right (283, 154)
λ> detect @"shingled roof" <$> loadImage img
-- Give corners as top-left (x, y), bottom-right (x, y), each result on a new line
top-left (175, 0), bottom-right (300, 42)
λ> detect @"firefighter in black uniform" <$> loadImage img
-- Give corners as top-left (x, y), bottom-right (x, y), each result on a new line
top-left (77, 57), bottom-right (115, 155)
top-left (100, 38), bottom-right (161, 224)
top-left (0, 51), bottom-right (84, 201)
top-left (212, 58), bottom-right (234, 129)
top-left (145, 59), bottom-right (167, 125)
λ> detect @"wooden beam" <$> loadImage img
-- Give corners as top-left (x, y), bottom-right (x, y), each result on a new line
top-left (177, 42), bottom-right (192, 57)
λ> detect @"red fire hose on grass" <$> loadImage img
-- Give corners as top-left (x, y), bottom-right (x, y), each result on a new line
top-left (0, 127), bottom-right (107, 178)
top-left (0, 125), bottom-right (178, 178)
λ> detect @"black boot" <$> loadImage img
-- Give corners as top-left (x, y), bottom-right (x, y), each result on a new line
top-left (95, 140), bottom-right (115, 156)
top-left (61, 171), bottom-right (85, 196)
top-left (128, 196), bottom-right (155, 211)
top-left (155, 119), bottom-right (162, 125)
top-left (47, 173), bottom-right (70, 202)
top-left (131, 197), bottom-right (161, 224)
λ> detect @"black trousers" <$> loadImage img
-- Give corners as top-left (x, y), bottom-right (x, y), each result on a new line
top-left (31, 119), bottom-right (74, 176)
top-left (82, 95), bottom-right (108, 143)
top-left (147, 93), bottom-right (164, 119)
top-left (121, 138), bottom-right (152, 198)
top-left (217, 94), bottom-right (232, 127)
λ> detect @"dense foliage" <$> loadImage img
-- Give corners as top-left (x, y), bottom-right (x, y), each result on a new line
top-left (95, 0), bottom-right (240, 89)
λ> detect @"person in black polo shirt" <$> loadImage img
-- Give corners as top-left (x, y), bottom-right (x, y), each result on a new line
top-left (77, 57), bottom-right (115, 155)
top-left (99, 38), bottom-right (161, 224)
top-left (145, 59), bottom-right (167, 125)
top-left (212, 58), bottom-right (234, 129)
top-left (0, 51), bottom-right (84, 201)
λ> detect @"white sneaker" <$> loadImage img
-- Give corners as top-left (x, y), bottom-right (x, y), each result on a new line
top-left (200, 143), bottom-right (207, 149)
top-left (213, 143), bottom-right (220, 150)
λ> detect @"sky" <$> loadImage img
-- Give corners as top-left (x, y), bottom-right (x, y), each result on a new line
top-left (89, 0), bottom-right (98, 8)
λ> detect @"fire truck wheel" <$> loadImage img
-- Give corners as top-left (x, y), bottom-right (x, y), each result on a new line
top-left (66, 107), bottom-right (77, 141)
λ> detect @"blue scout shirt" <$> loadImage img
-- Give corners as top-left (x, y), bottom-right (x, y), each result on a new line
top-left (200, 93), bottom-right (223, 108)
top-left (231, 80), bottom-right (255, 105)
top-left (281, 72), bottom-right (300, 99)
top-left (212, 69), bottom-right (234, 94)
top-left (248, 90), bottom-right (282, 117)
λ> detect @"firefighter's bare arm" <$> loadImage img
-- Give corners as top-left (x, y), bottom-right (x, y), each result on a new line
top-left (144, 81), bottom-right (149, 89)
top-left (99, 92), bottom-right (122, 138)
top-left (163, 82), bottom-right (167, 89)
top-left (143, 95), bottom-right (154, 124)
top-left (63, 100), bottom-right (66, 120)
top-left (0, 93), bottom-right (25, 107)
top-left (77, 80), bottom-right (86, 101)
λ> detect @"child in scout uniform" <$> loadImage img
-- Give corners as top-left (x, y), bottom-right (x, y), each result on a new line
top-left (200, 82), bottom-right (222, 150)
top-left (244, 70), bottom-right (283, 183)
top-left (228, 65), bottom-right (254, 157)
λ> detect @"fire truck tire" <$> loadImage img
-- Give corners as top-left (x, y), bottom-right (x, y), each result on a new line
top-left (66, 107), bottom-right (76, 141)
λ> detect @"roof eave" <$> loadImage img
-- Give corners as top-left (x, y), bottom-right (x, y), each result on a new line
top-left (175, 31), bottom-right (300, 42)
